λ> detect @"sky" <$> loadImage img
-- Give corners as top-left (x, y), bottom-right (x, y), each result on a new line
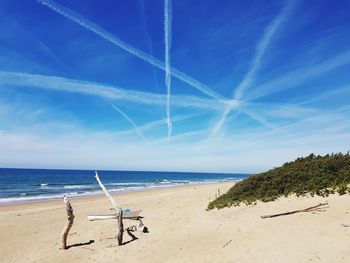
top-left (0, 0), bottom-right (350, 173)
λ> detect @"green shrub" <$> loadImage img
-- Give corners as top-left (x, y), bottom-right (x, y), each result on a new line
top-left (208, 152), bottom-right (350, 210)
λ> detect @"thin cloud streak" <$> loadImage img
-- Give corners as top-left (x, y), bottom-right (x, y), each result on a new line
top-left (164, 0), bottom-right (172, 138)
top-left (2, 123), bottom-right (348, 172)
top-left (212, 0), bottom-right (295, 135)
top-left (116, 112), bottom-right (200, 137)
top-left (0, 71), bottom-right (225, 110)
top-left (137, 0), bottom-right (163, 102)
top-left (246, 50), bottom-right (350, 101)
top-left (211, 103), bottom-right (240, 136)
top-left (110, 103), bottom-right (147, 142)
top-left (241, 108), bottom-right (287, 134)
top-left (297, 85), bottom-right (350, 106)
top-left (234, 0), bottom-right (295, 100)
top-left (36, 0), bottom-right (225, 101)
top-left (240, 107), bottom-right (303, 147)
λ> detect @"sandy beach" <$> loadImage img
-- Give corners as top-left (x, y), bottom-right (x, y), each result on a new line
top-left (1, 182), bottom-right (350, 263)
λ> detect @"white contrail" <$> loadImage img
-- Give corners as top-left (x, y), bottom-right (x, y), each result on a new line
top-left (212, 0), bottom-right (295, 135)
top-left (0, 71), bottom-right (224, 110)
top-left (211, 100), bottom-right (240, 136)
top-left (234, 0), bottom-right (295, 100)
top-left (138, 0), bottom-right (162, 100)
top-left (245, 50), bottom-right (350, 101)
top-left (297, 85), bottom-right (350, 106)
top-left (36, 0), bottom-right (225, 101)
top-left (164, 0), bottom-right (172, 138)
top-left (110, 103), bottom-right (147, 142)
top-left (241, 107), bottom-right (303, 146)
top-left (117, 112), bottom-right (202, 137)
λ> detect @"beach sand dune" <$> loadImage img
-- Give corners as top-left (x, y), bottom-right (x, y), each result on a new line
top-left (1, 182), bottom-right (350, 263)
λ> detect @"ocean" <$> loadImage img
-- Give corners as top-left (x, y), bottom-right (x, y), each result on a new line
top-left (0, 168), bottom-right (249, 205)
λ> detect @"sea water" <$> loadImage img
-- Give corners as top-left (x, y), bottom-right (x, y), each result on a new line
top-left (0, 168), bottom-right (249, 205)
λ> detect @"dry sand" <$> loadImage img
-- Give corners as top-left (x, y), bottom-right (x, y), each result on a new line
top-left (1, 182), bottom-right (350, 263)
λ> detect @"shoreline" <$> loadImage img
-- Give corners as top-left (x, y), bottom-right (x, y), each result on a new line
top-left (0, 180), bottom-right (238, 207)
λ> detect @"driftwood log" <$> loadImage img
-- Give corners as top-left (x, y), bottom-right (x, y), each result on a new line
top-left (261, 202), bottom-right (328, 219)
top-left (117, 209), bottom-right (124, 246)
top-left (61, 196), bottom-right (75, 249)
top-left (95, 172), bottom-right (124, 246)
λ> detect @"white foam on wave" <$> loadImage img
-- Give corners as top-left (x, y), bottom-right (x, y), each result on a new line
top-left (0, 177), bottom-right (243, 206)
top-left (109, 182), bottom-right (148, 186)
top-left (0, 192), bottom-right (80, 205)
top-left (63, 185), bottom-right (94, 189)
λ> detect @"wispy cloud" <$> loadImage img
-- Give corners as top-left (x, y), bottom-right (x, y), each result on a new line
top-left (234, 0), bottom-right (295, 100)
top-left (230, 100), bottom-right (350, 148)
top-left (240, 107), bottom-right (300, 143)
top-left (245, 50), bottom-right (350, 101)
top-left (110, 103), bottom-right (147, 142)
top-left (0, 71), bottom-right (225, 110)
top-left (243, 100), bottom-right (316, 117)
top-left (0, 16), bottom-right (72, 74)
top-left (212, 0), bottom-right (295, 135)
top-left (297, 85), bottom-right (350, 106)
top-left (211, 100), bottom-right (240, 136)
top-left (36, 0), bottom-right (225, 101)
top-left (1, 120), bottom-right (348, 172)
top-left (1, 1), bottom-right (349, 172)
top-left (137, 0), bottom-right (162, 102)
top-left (164, 0), bottom-right (172, 138)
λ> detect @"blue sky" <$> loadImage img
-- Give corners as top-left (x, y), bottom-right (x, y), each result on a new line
top-left (0, 0), bottom-right (350, 172)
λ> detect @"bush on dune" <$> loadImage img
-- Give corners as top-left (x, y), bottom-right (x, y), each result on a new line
top-left (208, 152), bottom-right (350, 210)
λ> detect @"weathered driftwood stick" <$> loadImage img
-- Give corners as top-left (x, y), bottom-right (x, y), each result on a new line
top-left (61, 196), bottom-right (75, 249)
top-left (341, 224), bottom-right (350, 227)
top-left (261, 202), bottom-right (328, 219)
top-left (218, 188), bottom-right (221, 197)
top-left (95, 171), bottom-right (119, 211)
top-left (117, 209), bottom-right (124, 246)
top-left (222, 239), bottom-right (232, 248)
top-left (95, 172), bottom-right (124, 245)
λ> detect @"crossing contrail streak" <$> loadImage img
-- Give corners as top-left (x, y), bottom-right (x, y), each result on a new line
top-left (110, 103), bottom-right (147, 142)
top-left (164, 0), bottom-right (172, 138)
top-left (234, 0), bottom-right (295, 101)
top-left (241, 108), bottom-right (304, 147)
top-left (245, 50), bottom-right (350, 101)
top-left (212, 0), bottom-right (295, 135)
top-left (0, 71), bottom-right (224, 110)
top-left (138, 0), bottom-right (162, 97)
top-left (36, 0), bottom-right (225, 101)
top-left (211, 100), bottom-right (240, 136)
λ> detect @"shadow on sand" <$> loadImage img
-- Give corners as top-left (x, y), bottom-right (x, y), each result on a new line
top-left (122, 229), bottom-right (138, 245)
top-left (66, 239), bottom-right (95, 249)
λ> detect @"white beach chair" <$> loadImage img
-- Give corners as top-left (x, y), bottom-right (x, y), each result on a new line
top-left (87, 171), bottom-right (142, 220)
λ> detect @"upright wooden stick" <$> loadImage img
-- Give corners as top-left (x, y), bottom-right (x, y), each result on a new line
top-left (61, 196), bottom-right (74, 249)
top-left (117, 209), bottom-right (124, 246)
top-left (95, 171), bottom-right (124, 246)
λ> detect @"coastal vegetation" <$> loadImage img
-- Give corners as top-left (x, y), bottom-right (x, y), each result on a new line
top-left (208, 153), bottom-right (350, 210)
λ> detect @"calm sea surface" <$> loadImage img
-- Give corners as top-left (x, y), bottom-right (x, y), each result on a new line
top-left (0, 168), bottom-right (249, 205)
